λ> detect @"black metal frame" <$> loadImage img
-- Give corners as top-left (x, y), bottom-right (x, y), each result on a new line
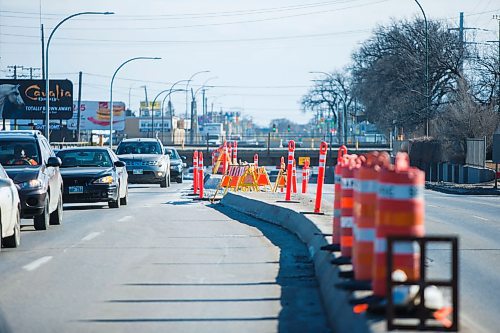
top-left (386, 235), bottom-right (459, 331)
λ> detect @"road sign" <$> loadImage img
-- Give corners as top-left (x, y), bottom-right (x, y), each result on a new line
top-left (298, 156), bottom-right (310, 166)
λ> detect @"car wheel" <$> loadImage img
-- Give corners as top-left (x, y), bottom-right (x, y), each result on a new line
top-left (49, 193), bottom-right (63, 225)
top-left (120, 188), bottom-right (128, 205)
top-left (3, 210), bottom-right (21, 248)
top-left (177, 173), bottom-right (183, 184)
top-left (34, 196), bottom-right (50, 230)
top-left (109, 186), bottom-right (121, 208)
top-left (160, 176), bottom-right (167, 188)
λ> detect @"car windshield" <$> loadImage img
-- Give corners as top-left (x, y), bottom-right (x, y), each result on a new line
top-left (117, 142), bottom-right (161, 155)
top-left (57, 150), bottom-right (112, 168)
top-left (164, 148), bottom-right (180, 160)
top-left (0, 139), bottom-right (41, 166)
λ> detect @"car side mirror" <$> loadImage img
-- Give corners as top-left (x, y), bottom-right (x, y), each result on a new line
top-left (47, 156), bottom-right (62, 167)
top-left (114, 161), bottom-right (126, 168)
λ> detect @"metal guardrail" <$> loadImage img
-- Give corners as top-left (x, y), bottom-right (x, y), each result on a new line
top-left (387, 235), bottom-right (459, 332)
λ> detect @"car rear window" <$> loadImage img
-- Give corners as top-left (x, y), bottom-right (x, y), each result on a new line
top-left (117, 142), bottom-right (161, 155)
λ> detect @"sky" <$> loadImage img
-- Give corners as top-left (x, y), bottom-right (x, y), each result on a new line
top-left (0, 0), bottom-right (498, 127)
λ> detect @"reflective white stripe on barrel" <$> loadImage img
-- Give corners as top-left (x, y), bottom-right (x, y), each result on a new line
top-left (378, 183), bottom-right (424, 200)
top-left (354, 179), bottom-right (378, 193)
top-left (341, 177), bottom-right (354, 189)
top-left (341, 216), bottom-right (353, 228)
top-left (334, 174), bottom-right (342, 184)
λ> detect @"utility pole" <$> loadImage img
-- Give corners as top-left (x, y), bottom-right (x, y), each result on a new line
top-left (41, 24), bottom-right (45, 79)
top-left (493, 15), bottom-right (500, 110)
top-left (77, 71), bottom-right (83, 141)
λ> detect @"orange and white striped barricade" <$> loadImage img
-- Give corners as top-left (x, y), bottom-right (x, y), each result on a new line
top-left (198, 153), bottom-right (204, 199)
top-left (323, 146), bottom-right (348, 252)
top-left (301, 159), bottom-right (310, 194)
top-left (292, 159), bottom-right (298, 193)
top-left (314, 141), bottom-right (328, 213)
top-left (372, 152), bottom-right (425, 298)
top-left (256, 167), bottom-right (272, 191)
top-left (351, 153), bottom-right (387, 282)
top-left (237, 165), bottom-right (260, 192)
top-left (232, 141), bottom-right (238, 164)
top-left (193, 150), bottom-right (199, 195)
top-left (285, 141), bottom-right (295, 201)
top-left (340, 155), bottom-right (359, 259)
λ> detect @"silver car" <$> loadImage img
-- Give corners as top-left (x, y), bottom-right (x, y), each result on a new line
top-left (0, 164), bottom-right (21, 251)
top-left (116, 138), bottom-right (171, 188)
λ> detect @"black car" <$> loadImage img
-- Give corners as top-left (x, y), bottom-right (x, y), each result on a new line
top-left (0, 130), bottom-right (63, 230)
top-left (164, 147), bottom-right (186, 183)
top-left (56, 147), bottom-right (128, 208)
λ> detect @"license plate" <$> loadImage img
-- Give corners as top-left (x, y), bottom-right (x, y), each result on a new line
top-left (69, 186), bottom-right (83, 194)
top-left (133, 169), bottom-right (143, 175)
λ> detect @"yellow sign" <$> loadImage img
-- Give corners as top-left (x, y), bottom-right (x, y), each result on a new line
top-left (140, 101), bottom-right (161, 109)
top-left (298, 156), bottom-right (310, 166)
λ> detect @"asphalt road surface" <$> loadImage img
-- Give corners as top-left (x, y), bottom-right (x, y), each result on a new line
top-left (0, 183), bottom-right (330, 333)
top-left (316, 184), bottom-right (500, 333)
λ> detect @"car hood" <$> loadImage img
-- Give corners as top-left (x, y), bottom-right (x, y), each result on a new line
top-left (60, 167), bottom-right (113, 179)
top-left (4, 166), bottom-right (42, 183)
top-left (118, 154), bottom-right (163, 161)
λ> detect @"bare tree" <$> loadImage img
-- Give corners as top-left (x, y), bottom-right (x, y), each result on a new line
top-left (351, 18), bottom-right (464, 137)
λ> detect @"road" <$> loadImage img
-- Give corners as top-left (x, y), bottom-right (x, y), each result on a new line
top-left (316, 184), bottom-right (500, 333)
top-left (0, 183), bottom-right (330, 333)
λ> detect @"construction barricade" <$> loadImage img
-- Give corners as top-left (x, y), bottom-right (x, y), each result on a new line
top-left (372, 152), bottom-right (425, 297)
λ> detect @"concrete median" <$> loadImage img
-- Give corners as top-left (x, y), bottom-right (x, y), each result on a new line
top-left (220, 191), bottom-right (384, 333)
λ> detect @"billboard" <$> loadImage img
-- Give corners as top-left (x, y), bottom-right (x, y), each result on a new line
top-left (67, 101), bottom-right (126, 131)
top-left (0, 79), bottom-right (73, 119)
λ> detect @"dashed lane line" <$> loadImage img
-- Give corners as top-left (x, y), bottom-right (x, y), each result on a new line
top-left (117, 216), bottom-right (133, 222)
top-left (81, 231), bottom-right (102, 242)
top-left (23, 256), bottom-right (53, 272)
top-left (472, 215), bottom-right (488, 221)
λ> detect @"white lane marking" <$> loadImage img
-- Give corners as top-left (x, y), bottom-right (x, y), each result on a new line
top-left (118, 216), bottom-right (132, 222)
top-left (428, 204), bottom-right (438, 208)
top-left (472, 215), bottom-right (488, 221)
top-left (23, 256), bottom-right (53, 272)
top-left (81, 231), bottom-right (102, 242)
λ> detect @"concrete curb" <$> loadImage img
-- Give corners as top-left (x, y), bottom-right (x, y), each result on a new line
top-left (426, 183), bottom-right (500, 195)
top-left (221, 192), bottom-right (376, 333)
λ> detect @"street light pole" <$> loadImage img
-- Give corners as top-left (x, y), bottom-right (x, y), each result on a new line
top-left (413, 0), bottom-right (430, 137)
top-left (160, 89), bottom-right (184, 142)
top-left (109, 57), bottom-right (161, 147)
top-left (45, 11), bottom-right (113, 140)
top-left (185, 70), bottom-right (210, 121)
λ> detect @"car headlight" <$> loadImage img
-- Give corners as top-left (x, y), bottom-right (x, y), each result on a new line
top-left (93, 176), bottom-right (114, 184)
top-left (18, 179), bottom-right (43, 189)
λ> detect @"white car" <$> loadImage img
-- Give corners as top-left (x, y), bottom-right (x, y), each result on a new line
top-left (0, 164), bottom-right (21, 251)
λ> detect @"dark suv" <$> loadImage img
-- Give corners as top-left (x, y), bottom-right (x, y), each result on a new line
top-left (116, 138), bottom-right (171, 187)
top-left (164, 147), bottom-right (186, 183)
top-left (0, 131), bottom-right (63, 230)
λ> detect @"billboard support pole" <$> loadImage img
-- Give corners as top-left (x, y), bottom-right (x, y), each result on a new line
top-left (77, 71), bottom-right (82, 142)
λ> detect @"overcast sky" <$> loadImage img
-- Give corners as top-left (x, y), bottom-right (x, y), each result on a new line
top-left (0, 0), bottom-right (498, 127)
